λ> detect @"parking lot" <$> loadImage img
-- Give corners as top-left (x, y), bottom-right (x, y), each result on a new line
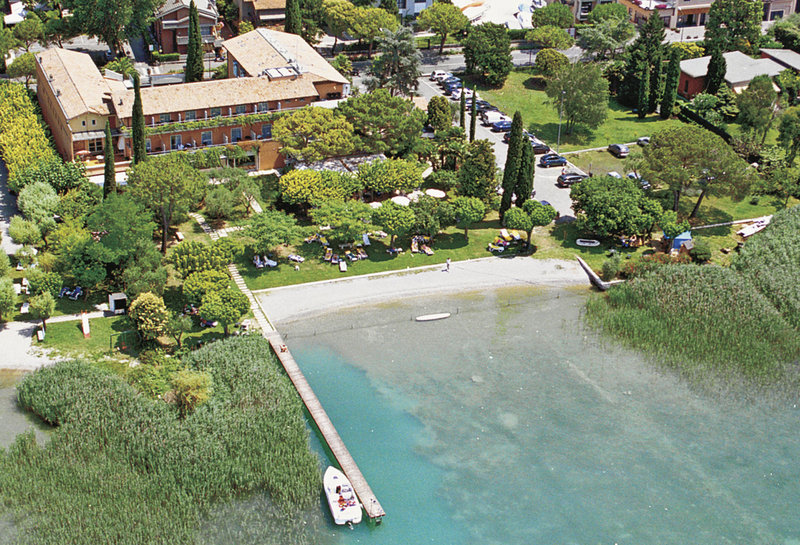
top-left (416, 76), bottom-right (577, 218)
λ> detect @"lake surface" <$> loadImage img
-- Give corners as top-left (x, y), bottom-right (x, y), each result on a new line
top-left (281, 287), bottom-right (800, 545)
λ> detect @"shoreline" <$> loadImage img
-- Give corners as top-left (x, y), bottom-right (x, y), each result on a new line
top-left (256, 257), bottom-right (589, 323)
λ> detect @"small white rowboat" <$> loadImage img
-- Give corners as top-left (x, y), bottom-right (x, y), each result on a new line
top-left (415, 312), bottom-right (451, 322)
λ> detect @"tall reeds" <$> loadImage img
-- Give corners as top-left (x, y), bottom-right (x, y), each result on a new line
top-left (1, 336), bottom-right (321, 544)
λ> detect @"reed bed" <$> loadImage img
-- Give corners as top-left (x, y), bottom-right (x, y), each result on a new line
top-left (0, 336), bottom-right (322, 545)
top-left (586, 264), bottom-right (800, 394)
top-left (732, 206), bottom-right (800, 330)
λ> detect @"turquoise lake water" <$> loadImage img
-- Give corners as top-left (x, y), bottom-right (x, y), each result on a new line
top-left (281, 287), bottom-right (800, 545)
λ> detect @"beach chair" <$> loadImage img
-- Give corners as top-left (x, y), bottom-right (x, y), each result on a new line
top-left (69, 287), bottom-right (83, 300)
top-left (324, 248), bottom-right (333, 262)
top-left (339, 260), bottom-right (348, 272)
top-left (508, 230), bottom-right (522, 241)
top-left (345, 250), bottom-right (357, 262)
top-left (421, 244), bottom-right (434, 256)
top-left (499, 229), bottom-right (513, 242)
top-left (20, 302), bottom-right (30, 314)
top-left (288, 254), bottom-right (305, 263)
top-left (253, 256), bottom-right (264, 268)
top-left (411, 238), bottom-right (420, 253)
top-left (488, 242), bottom-right (505, 252)
top-left (264, 257), bottom-right (277, 268)
top-left (304, 234), bottom-right (319, 244)
top-left (356, 247), bottom-right (368, 259)
top-left (319, 236), bottom-right (329, 246)
top-left (362, 233), bottom-right (371, 246)
top-left (59, 286), bottom-right (70, 298)
top-left (332, 254), bottom-right (340, 264)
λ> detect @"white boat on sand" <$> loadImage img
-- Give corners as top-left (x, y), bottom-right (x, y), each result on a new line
top-left (323, 466), bottom-right (363, 525)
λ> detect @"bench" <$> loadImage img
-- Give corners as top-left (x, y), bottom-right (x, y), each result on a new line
top-left (175, 231), bottom-right (185, 242)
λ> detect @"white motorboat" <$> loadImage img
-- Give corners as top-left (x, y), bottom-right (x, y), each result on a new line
top-left (323, 466), bottom-right (362, 525)
top-left (415, 312), bottom-right (451, 322)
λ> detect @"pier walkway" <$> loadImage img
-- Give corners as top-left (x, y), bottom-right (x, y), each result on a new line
top-left (189, 212), bottom-right (385, 522)
top-left (266, 332), bottom-right (385, 520)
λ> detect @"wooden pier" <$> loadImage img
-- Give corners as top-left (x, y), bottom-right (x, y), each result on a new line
top-left (267, 333), bottom-right (386, 522)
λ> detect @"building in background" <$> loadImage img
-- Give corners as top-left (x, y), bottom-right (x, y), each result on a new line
top-left (397, 0), bottom-right (434, 17)
top-left (617, 0), bottom-right (796, 29)
top-left (154, 0), bottom-right (220, 55)
top-left (35, 29), bottom-right (349, 172)
top-left (234, 0), bottom-right (286, 28)
top-left (678, 50), bottom-right (785, 98)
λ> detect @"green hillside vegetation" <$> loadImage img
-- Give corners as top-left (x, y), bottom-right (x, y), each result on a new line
top-left (0, 336), bottom-right (322, 545)
top-left (586, 207), bottom-right (800, 396)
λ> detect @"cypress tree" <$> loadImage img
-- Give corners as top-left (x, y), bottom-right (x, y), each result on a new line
top-left (660, 48), bottom-right (680, 119)
top-left (184, 0), bottom-right (204, 83)
top-left (637, 62), bottom-right (649, 119)
top-left (132, 72), bottom-right (146, 164)
top-left (706, 46), bottom-right (726, 95)
top-left (469, 86), bottom-right (477, 142)
top-left (284, 0), bottom-right (302, 35)
top-left (499, 111), bottom-right (524, 220)
top-left (103, 121), bottom-right (116, 198)
top-left (459, 89), bottom-right (466, 128)
top-left (644, 13), bottom-right (664, 113)
top-left (514, 140), bottom-right (533, 210)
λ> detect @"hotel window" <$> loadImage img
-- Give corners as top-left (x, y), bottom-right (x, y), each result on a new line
top-left (91, 119), bottom-right (96, 125)
top-left (231, 128), bottom-right (242, 142)
top-left (145, 138), bottom-right (152, 152)
top-left (185, 110), bottom-right (197, 121)
top-left (201, 131), bottom-right (212, 146)
top-left (258, 101), bottom-right (269, 112)
top-left (210, 107), bottom-right (221, 117)
top-left (160, 113), bottom-right (171, 123)
top-left (236, 104), bottom-right (247, 115)
top-left (261, 124), bottom-right (272, 139)
top-left (171, 134), bottom-right (182, 150)
top-left (81, 120), bottom-right (86, 126)
top-left (88, 138), bottom-right (103, 153)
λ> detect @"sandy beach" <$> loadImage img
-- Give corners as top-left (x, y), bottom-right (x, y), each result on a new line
top-left (255, 257), bottom-right (589, 323)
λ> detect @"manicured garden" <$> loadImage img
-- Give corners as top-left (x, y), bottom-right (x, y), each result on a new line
top-left (477, 70), bottom-right (684, 152)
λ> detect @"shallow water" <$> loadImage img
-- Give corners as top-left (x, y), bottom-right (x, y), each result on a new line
top-left (281, 287), bottom-right (800, 545)
top-left (0, 370), bottom-right (51, 449)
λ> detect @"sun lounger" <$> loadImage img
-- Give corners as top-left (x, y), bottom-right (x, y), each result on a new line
top-left (421, 244), bottom-right (434, 256)
top-left (332, 254), bottom-right (340, 264)
top-left (324, 248), bottom-right (333, 262)
top-left (499, 229), bottom-right (513, 242)
top-left (264, 258), bottom-right (277, 268)
top-left (356, 247), bottom-right (368, 259)
top-left (362, 233), bottom-right (371, 246)
top-left (16, 262), bottom-right (24, 271)
top-left (253, 256), bottom-right (264, 268)
top-left (69, 287), bottom-right (83, 300)
top-left (20, 302), bottom-right (30, 314)
top-left (319, 236), bottom-right (329, 246)
top-left (346, 250), bottom-right (357, 261)
top-left (304, 234), bottom-right (319, 244)
top-left (387, 247), bottom-right (403, 255)
top-left (488, 243), bottom-right (505, 252)
top-left (339, 260), bottom-right (347, 272)
top-left (508, 230), bottom-right (522, 241)
top-left (411, 239), bottom-right (419, 253)
top-left (36, 328), bottom-right (44, 342)
top-left (59, 286), bottom-right (70, 298)
top-left (288, 254), bottom-right (305, 263)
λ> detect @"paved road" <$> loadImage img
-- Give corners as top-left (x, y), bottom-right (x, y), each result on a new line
top-left (415, 76), bottom-right (575, 218)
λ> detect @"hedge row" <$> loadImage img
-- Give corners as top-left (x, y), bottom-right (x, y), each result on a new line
top-left (0, 81), bottom-right (57, 183)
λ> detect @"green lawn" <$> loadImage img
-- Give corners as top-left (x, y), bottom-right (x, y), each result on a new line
top-left (566, 149), bottom-right (628, 177)
top-left (40, 314), bottom-right (227, 359)
top-left (477, 70), bottom-right (684, 152)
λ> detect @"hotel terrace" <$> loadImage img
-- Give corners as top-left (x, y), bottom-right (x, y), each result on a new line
top-left (35, 28), bottom-right (350, 172)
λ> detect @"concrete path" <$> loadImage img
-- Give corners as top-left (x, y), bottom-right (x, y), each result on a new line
top-left (0, 321), bottom-right (60, 371)
top-left (0, 160), bottom-right (21, 256)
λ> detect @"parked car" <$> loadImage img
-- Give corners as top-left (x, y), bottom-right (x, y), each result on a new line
top-left (627, 172), bottom-right (651, 190)
top-left (607, 171), bottom-right (623, 178)
top-left (430, 70), bottom-right (450, 81)
top-left (608, 143), bottom-right (630, 158)
top-left (443, 83), bottom-right (462, 96)
top-left (491, 120), bottom-right (513, 132)
top-left (539, 153), bottom-right (567, 168)
top-left (440, 76), bottom-right (461, 87)
top-left (556, 173), bottom-right (587, 188)
top-left (637, 136), bottom-right (650, 146)
top-left (481, 110), bottom-right (510, 126)
top-left (451, 88), bottom-right (477, 101)
top-left (472, 100), bottom-right (496, 112)
top-left (530, 140), bottom-right (550, 154)
top-left (503, 130), bottom-right (528, 143)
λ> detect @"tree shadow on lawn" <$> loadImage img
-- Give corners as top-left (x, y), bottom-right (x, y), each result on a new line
top-left (522, 75), bottom-right (547, 91)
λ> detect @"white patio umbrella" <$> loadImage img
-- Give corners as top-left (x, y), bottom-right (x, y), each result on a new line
top-left (408, 190), bottom-right (424, 202)
top-left (391, 196), bottom-right (411, 206)
top-left (369, 201), bottom-right (382, 209)
top-left (425, 189), bottom-right (446, 198)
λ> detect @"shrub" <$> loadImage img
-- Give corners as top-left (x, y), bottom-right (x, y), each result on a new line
top-left (204, 185), bottom-right (238, 220)
top-left (7, 216), bottom-right (41, 246)
top-left (18, 181), bottom-right (59, 234)
top-left (172, 369), bottom-right (213, 418)
top-left (26, 269), bottom-right (62, 298)
top-left (601, 255), bottom-right (622, 280)
top-left (0, 252), bottom-right (11, 277)
top-left (151, 51), bottom-right (180, 62)
top-left (535, 48), bottom-right (570, 77)
top-left (11, 159), bottom-right (86, 194)
top-left (183, 269), bottom-right (230, 305)
top-left (427, 169), bottom-right (458, 190)
top-left (689, 239), bottom-right (712, 263)
top-left (170, 241), bottom-right (230, 278)
top-left (0, 81), bottom-right (57, 184)
top-left (14, 245), bottom-right (36, 267)
top-left (129, 292), bottom-right (169, 341)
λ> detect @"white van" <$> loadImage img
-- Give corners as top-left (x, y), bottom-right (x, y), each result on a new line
top-left (481, 110), bottom-right (510, 126)
top-left (430, 70), bottom-right (450, 81)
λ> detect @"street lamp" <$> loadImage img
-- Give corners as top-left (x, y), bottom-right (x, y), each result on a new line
top-left (557, 90), bottom-right (565, 154)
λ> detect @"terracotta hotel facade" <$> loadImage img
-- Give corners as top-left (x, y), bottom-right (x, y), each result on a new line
top-left (35, 28), bottom-right (350, 171)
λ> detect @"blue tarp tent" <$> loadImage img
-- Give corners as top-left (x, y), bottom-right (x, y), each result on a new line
top-left (671, 231), bottom-right (692, 251)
